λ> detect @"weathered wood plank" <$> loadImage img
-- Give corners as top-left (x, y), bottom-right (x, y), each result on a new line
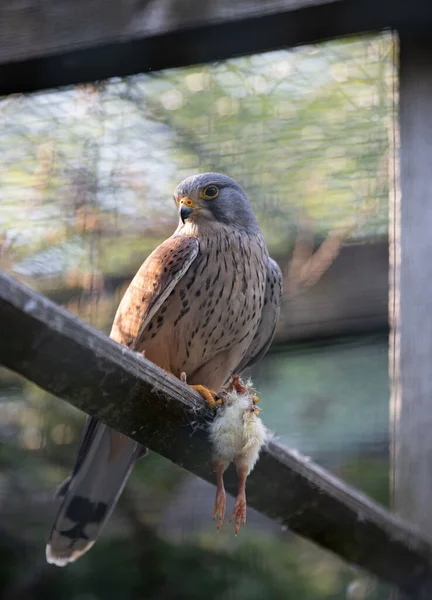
top-left (1, 273), bottom-right (432, 595)
top-left (0, 0), bottom-right (343, 95)
top-left (0, 0), bottom-right (431, 94)
top-left (2, 0), bottom-right (432, 95)
top-left (390, 33), bottom-right (432, 599)
top-left (0, 0), bottom-right (340, 64)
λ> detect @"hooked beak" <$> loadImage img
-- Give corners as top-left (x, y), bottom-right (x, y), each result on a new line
top-left (179, 197), bottom-right (199, 224)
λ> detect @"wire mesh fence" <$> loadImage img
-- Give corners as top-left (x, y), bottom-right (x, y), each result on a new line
top-left (0, 31), bottom-right (395, 600)
top-left (1, 33), bottom-right (394, 286)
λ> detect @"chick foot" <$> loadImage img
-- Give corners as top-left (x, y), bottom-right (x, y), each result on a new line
top-left (229, 464), bottom-right (249, 535)
top-left (229, 491), bottom-right (247, 535)
top-left (212, 460), bottom-right (227, 530)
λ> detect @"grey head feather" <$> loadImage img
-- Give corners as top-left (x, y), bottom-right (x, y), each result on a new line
top-left (174, 173), bottom-right (260, 234)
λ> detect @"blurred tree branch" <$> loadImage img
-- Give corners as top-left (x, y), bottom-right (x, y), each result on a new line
top-left (284, 193), bottom-right (377, 297)
top-left (284, 217), bottom-right (356, 297)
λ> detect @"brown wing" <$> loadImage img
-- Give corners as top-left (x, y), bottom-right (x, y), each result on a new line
top-left (47, 235), bottom-right (199, 566)
top-left (110, 235), bottom-right (199, 349)
top-left (234, 257), bottom-right (283, 374)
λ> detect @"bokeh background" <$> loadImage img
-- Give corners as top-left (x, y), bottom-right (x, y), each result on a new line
top-left (0, 32), bottom-right (394, 599)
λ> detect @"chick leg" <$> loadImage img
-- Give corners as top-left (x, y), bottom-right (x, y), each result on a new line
top-left (212, 460), bottom-right (227, 530)
top-left (229, 464), bottom-right (249, 535)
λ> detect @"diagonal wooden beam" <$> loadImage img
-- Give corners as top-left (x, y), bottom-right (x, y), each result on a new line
top-left (1, 272), bottom-right (432, 596)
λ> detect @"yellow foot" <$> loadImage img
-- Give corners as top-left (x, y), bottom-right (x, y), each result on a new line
top-left (191, 384), bottom-right (223, 408)
top-left (180, 373), bottom-right (223, 408)
top-left (212, 488), bottom-right (227, 530)
top-left (229, 492), bottom-right (247, 535)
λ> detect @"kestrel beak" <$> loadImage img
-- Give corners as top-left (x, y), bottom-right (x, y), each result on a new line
top-left (179, 197), bottom-right (200, 223)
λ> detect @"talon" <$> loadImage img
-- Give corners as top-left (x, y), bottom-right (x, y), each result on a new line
top-left (191, 384), bottom-right (223, 408)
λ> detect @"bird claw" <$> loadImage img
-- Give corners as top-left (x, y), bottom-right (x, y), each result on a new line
top-left (191, 384), bottom-right (223, 408)
top-left (212, 488), bottom-right (226, 530)
top-left (229, 492), bottom-right (247, 535)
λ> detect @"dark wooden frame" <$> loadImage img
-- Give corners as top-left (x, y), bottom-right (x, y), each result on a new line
top-left (0, 0), bottom-right (431, 95)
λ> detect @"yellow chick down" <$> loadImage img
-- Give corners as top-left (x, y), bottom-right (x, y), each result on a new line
top-left (209, 387), bottom-right (267, 474)
top-left (208, 379), bottom-right (268, 534)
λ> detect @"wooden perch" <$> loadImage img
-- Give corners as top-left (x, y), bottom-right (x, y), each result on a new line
top-left (1, 272), bottom-right (432, 597)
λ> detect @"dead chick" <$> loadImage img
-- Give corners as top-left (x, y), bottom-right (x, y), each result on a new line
top-left (209, 378), bottom-right (267, 534)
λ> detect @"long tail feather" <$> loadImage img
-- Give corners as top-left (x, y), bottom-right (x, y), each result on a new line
top-left (46, 417), bottom-right (145, 566)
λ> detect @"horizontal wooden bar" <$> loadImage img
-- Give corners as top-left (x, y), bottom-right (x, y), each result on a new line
top-left (0, 0), bottom-right (430, 95)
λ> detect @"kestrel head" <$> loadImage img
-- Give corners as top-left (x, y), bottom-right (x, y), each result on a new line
top-left (174, 173), bottom-right (259, 232)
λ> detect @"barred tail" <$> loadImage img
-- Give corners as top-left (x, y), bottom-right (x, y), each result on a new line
top-left (46, 417), bottom-right (145, 566)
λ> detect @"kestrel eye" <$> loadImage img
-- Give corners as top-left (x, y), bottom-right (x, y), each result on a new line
top-left (201, 185), bottom-right (219, 199)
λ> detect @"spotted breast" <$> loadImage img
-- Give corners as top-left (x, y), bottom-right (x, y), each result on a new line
top-left (113, 226), bottom-right (268, 391)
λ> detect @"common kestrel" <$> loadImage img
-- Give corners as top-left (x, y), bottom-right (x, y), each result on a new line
top-left (46, 173), bottom-right (282, 565)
